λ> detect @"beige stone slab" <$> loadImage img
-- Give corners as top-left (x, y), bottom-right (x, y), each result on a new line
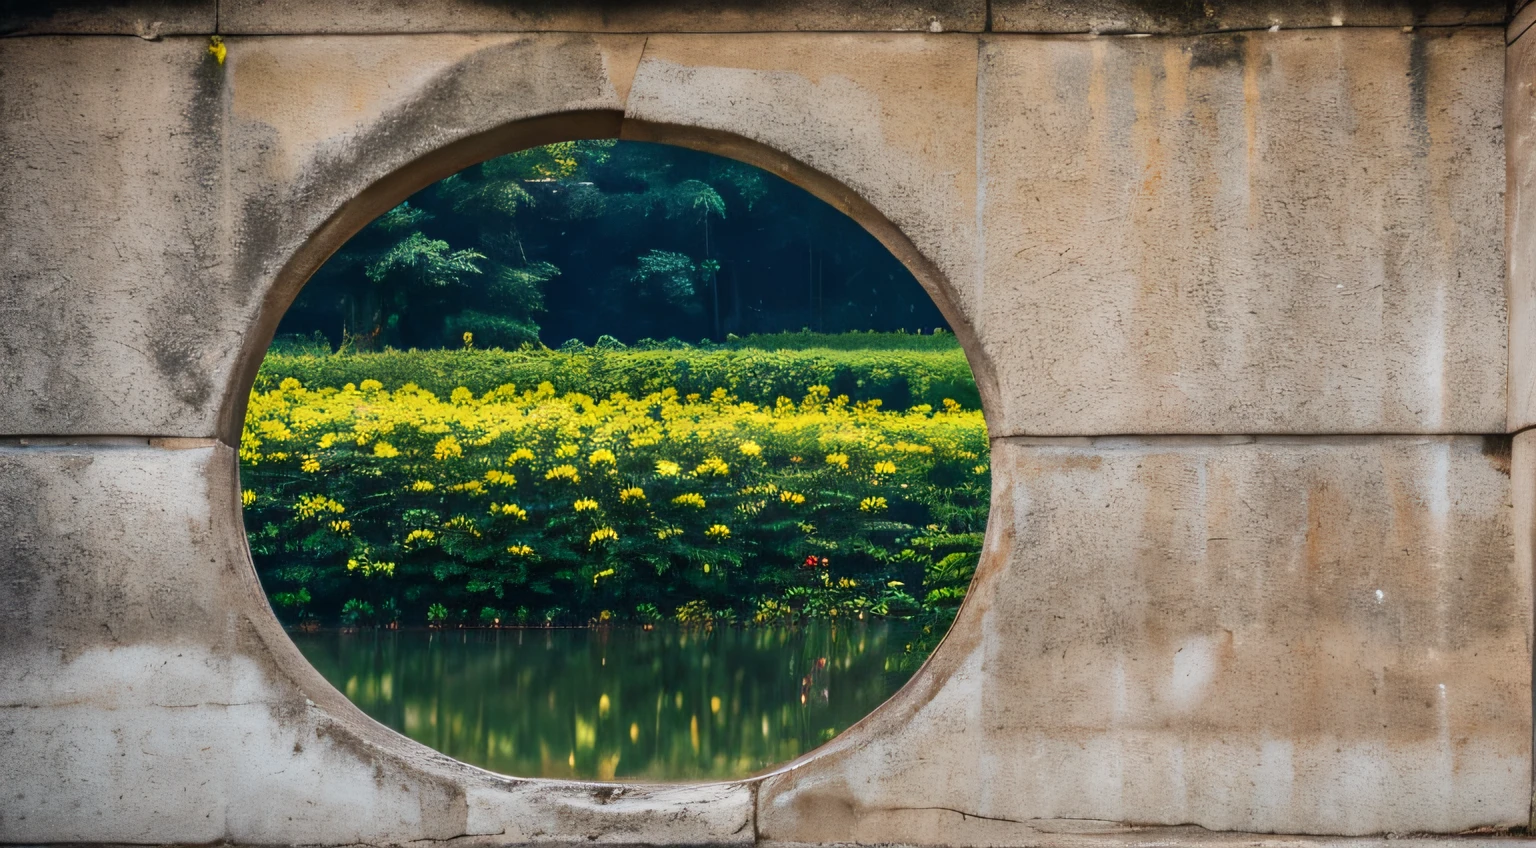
top-left (0, 0), bottom-right (214, 36)
top-left (992, 1), bottom-right (1503, 34)
top-left (0, 36), bottom-right (235, 438)
top-left (217, 0), bottom-right (985, 34)
top-left (759, 435), bottom-right (1528, 840)
top-left (977, 29), bottom-right (1505, 436)
top-left (0, 444), bottom-right (754, 844)
top-left (1508, 34), bottom-right (1536, 431)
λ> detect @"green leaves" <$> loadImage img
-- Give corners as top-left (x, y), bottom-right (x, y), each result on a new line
top-left (365, 231), bottom-right (486, 288)
top-left (243, 346), bottom-right (989, 630)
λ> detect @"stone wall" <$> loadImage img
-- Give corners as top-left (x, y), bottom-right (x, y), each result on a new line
top-left (1, 1), bottom-right (1529, 843)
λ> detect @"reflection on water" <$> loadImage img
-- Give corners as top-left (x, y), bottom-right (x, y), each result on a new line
top-left (290, 622), bottom-right (915, 781)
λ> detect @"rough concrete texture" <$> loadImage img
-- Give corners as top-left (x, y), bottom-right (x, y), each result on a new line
top-left (0, 444), bottom-right (755, 845)
top-left (218, 0), bottom-right (986, 34)
top-left (991, 1), bottom-right (1503, 34)
top-left (1508, 29), bottom-right (1536, 431)
top-left (977, 28), bottom-right (1506, 436)
top-left (0, 8), bottom-right (1530, 844)
top-left (0, 0), bottom-right (214, 36)
top-left (0, 37), bottom-right (234, 437)
top-left (759, 436), bottom-right (1529, 840)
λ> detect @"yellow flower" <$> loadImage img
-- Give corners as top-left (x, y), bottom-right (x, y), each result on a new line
top-left (318, 433), bottom-right (337, 450)
top-left (346, 557), bottom-right (395, 578)
top-left (506, 544), bottom-right (535, 556)
top-left (207, 35), bottom-right (226, 64)
top-left (373, 441), bottom-right (400, 458)
top-left (556, 443), bottom-right (579, 458)
top-left (589, 448), bottom-right (616, 466)
top-left (825, 452), bottom-right (850, 470)
top-left (451, 387), bottom-right (474, 404)
top-left (279, 377), bottom-right (302, 392)
top-left (672, 493), bottom-right (706, 509)
top-left (241, 489), bottom-right (256, 507)
top-left (694, 456), bottom-right (729, 477)
top-left (973, 464), bottom-right (988, 475)
top-left (410, 480), bottom-right (435, 493)
top-left (589, 527), bottom-right (619, 545)
top-left (483, 469), bottom-right (516, 486)
top-left (779, 491), bottom-right (806, 505)
top-left (329, 519), bottom-right (351, 535)
top-left (506, 448), bottom-right (535, 465)
top-left (359, 379), bottom-right (383, 392)
top-left (443, 515), bottom-right (482, 538)
top-left (592, 567), bottom-right (616, 586)
top-left (545, 464), bottom-right (580, 482)
top-left (656, 526), bottom-right (683, 540)
top-left (433, 435), bottom-right (463, 460)
top-left (873, 460), bottom-right (896, 475)
top-left (491, 502), bottom-right (527, 520)
top-left (738, 441), bottom-right (762, 457)
top-left (619, 487), bottom-right (645, 503)
top-left (295, 494), bottom-right (345, 519)
top-left (705, 524), bottom-right (731, 540)
top-left (573, 498), bottom-right (599, 512)
top-left (655, 460), bottom-right (680, 477)
top-left (404, 528), bottom-right (436, 546)
top-left (449, 480), bottom-right (486, 494)
top-left (859, 496), bottom-right (888, 512)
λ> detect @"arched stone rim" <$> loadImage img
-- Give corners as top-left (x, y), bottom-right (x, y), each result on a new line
top-left (218, 107), bottom-right (1003, 789)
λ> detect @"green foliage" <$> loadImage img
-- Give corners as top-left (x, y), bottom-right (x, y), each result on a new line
top-left (256, 334), bottom-right (978, 413)
top-left (241, 347), bottom-right (989, 630)
top-left (277, 141), bottom-right (949, 350)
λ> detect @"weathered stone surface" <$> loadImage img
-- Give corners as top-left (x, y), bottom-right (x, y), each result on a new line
top-left (977, 28), bottom-right (1505, 436)
top-left (0, 0), bottom-right (214, 36)
top-left (992, 1), bottom-right (1503, 34)
top-left (760, 436), bottom-right (1528, 839)
top-left (217, 0), bottom-right (985, 34)
top-left (0, 15), bottom-right (1528, 844)
top-left (0, 444), bottom-right (755, 844)
top-left (1508, 30), bottom-right (1536, 431)
top-left (0, 37), bottom-right (233, 437)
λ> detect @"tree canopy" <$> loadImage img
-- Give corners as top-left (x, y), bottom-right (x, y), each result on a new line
top-left (278, 141), bottom-right (947, 351)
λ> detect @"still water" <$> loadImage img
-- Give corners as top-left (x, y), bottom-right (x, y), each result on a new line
top-left (291, 622), bottom-right (916, 781)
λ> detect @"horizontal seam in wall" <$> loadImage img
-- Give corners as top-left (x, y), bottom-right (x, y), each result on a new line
top-left (0, 436), bottom-right (219, 450)
top-left (991, 433), bottom-right (1510, 446)
top-left (0, 23), bottom-right (1506, 39)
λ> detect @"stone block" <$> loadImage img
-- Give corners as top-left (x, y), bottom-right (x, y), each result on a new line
top-left (759, 435), bottom-right (1528, 839)
top-left (977, 28), bottom-right (1505, 436)
top-left (217, 0), bottom-right (985, 34)
top-left (0, 443), bottom-right (754, 844)
top-left (1508, 31), bottom-right (1536, 431)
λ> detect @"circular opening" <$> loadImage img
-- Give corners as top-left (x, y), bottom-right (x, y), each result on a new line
top-left (239, 136), bottom-right (989, 782)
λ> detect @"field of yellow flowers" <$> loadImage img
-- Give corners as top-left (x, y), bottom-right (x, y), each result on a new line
top-left (242, 343), bottom-right (988, 630)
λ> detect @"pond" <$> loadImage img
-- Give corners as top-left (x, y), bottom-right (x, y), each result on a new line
top-left (291, 621), bottom-right (917, 781)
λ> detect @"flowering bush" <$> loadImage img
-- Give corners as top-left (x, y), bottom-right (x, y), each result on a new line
top-left (242, 353), bottom-right (987, 629)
